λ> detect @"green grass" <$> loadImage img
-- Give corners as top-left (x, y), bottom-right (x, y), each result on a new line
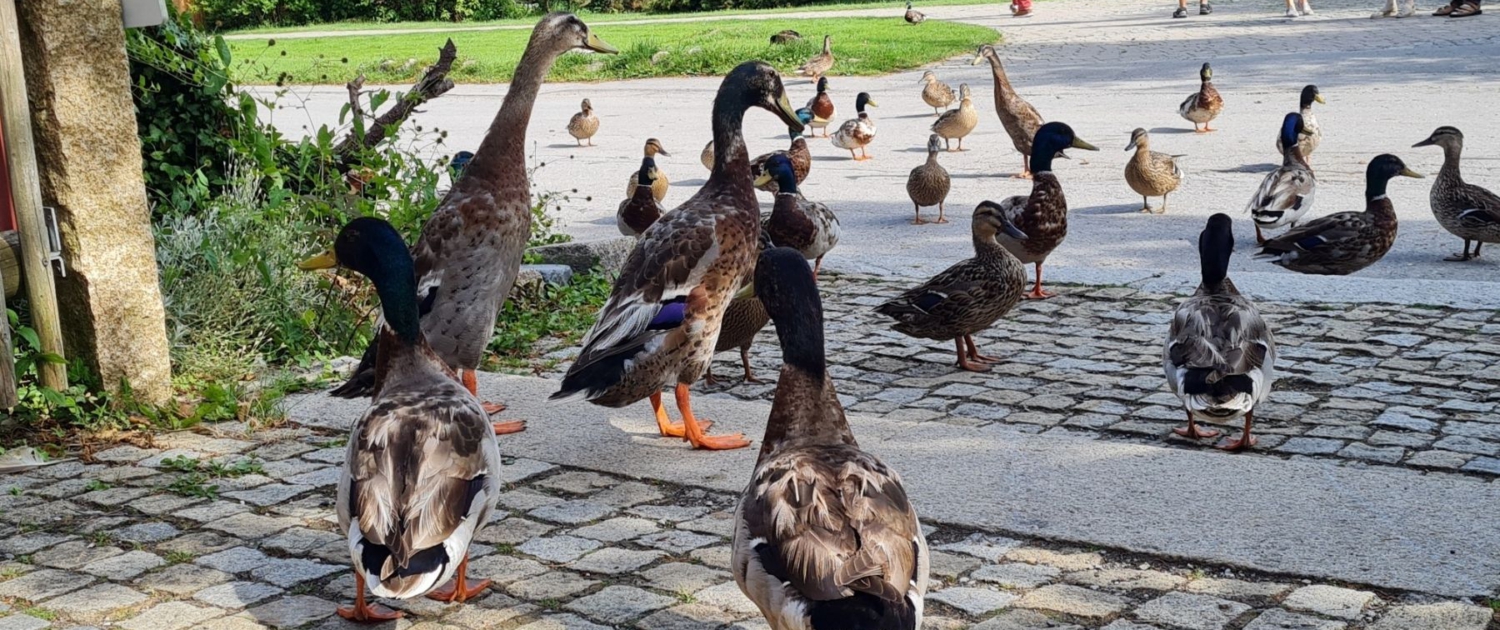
top-left (229, 17), bottom-right (997, 84)
top-left (483, 273), bottom-right (612, 372)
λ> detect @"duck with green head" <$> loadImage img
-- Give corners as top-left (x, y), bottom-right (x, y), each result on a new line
top-left (1178, 62), bottom-right (1222, 133)
top-left (618, 156), bottom-right (665, 238)
top-left (994, 121), bottom-right (1099, 298)
top-left (1249, 112), bottom-right (1317, 244)
top-left (832, 92), bottom-right (879, 161)
top-left (1257, 154), bottom-right (1422, 275)
top-left (758, 153), bottom-right (840, 278)
top-left (803, 77), bottom-right (836, 138)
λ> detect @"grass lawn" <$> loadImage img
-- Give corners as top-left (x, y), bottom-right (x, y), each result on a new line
top-left (229, 17), bottom-right (998, 84)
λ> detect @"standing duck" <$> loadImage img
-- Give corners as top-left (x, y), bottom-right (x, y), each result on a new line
top-left (1178, 62), bottom-right (1223, 133)
top-left (326, 14), bottom-right (615, 421)
top-left (906, 133), bottom-right (952, 224)
top-left (973, 45), bottom-right (1044, 179)
top-left (568, 98), bottom-right (600, 146)
top-left (919, 70), bottom-right (955, 115)
top-left (931, 84), bottom-right (978, 151)
top-left (759, 154), bottom-right (840, 277)
top-left (624, 138), bottom-right (672, 202)
top-left (1276, 85), bottom-right (1324, 159)
top-left (876, 202), bottom-right (1031, 372)
top-left (905, 1), bottom-right (926, 23)
top-left (552, 61), bottom-right (804, 451)
top-left (734, 247), bottom-right (929, 629)
top-left (798, 35), bottom-right (835, 85)
top-left (618, 157), bottom-right (666, 238)
top-left (995, 122), bottom-right (1099, 298)
top-left (1249, 113), bottom-right (1317, 244)
top-left (300, 218), bottom-right (501, 621)
top-left (1257, 154), bottom-right (1423, 275)
top-left (707, 231), bottom-right (775, 386)
top-left (831, 92), bottom-right (879, 161)
top-left (1413, 126), bottom-right (1500, 261)
top-left (803, 77), bottom-right (836, 138)
top-left (750, 112), bottom-right (815, 194)
top-left (1124, 128), bottom-right (1185, 213)
top-left (1165, 214), bottom-right (1276, 452)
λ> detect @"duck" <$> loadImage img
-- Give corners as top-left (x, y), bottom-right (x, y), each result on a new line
top-left (552, 61), bottom-right (805, 451)
top-left (995, 122), bottom-right (1099, 298)
top-left (770, 29), bottom-right (802, 45)
top-left (1276, 85), bottom-right (1324, 159)
top-left (930, 84), bottom-right (978, 151)
top-left (906, 133), bottom-right (952, 224)
top-left (1124, 128), bottom-right (1185, 213)
top-left (876, 201), bottom-right (1031, 372)
top-left (798, 35), bottom-right (835, 85)
top-left (449, 151), bottom-right (474, 179)
top-left (733, 246), bottom-right (929, 630)
top-left (300, 218), bottom-right (502, 622)
top-left (326, 14), bottom-right (615, 419)
top-left (973, 45), bottom-right (1044, 179)
top-left (831, 92), bottom-right (878, 161)
top-left (624, 138), bottom-right (671, 202)
top-left (1413, 126), bottom-right (1500, 261)
top-left (919, 70), bottom-right (955, 115)
top-left (758, 154), bottom-right (841, 277)
top-left (568, 97), bottom-right (600, 146)
top-left (1165, 213), bottom-right (1276, 452)
top-left (618, 156), bottom-right (666, 238)
top-left (707, 231), bottom-right (775, 386)
top-left (701, 140), bottom-right (716, 171)
top-left (750, 111), bottom-right (816, 194)
top-left (804, 77), bottom-right (836, 138)
top-left (1248, 113), bottom-right (1317, 244)
top-left (1256, 154), bottom-right (1423, 275)
top-left (1178, 62), bottom-right (1223, 133)
top-left (905, 1), bottom-right (926, 23)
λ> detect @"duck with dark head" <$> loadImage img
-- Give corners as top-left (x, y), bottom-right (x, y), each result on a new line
top-left (1257, 154), bottom-right (1422, 275)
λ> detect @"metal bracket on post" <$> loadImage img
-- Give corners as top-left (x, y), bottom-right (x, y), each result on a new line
top-left (42, 206), bottom-right (64, 277)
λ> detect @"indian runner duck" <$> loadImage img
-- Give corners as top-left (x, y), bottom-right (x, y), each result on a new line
top-left (750, 111), bottom-right (815, 194)
top-left (734, 246), bottom-right (930, 630)
top-left (300, 218), bottom-right (501, 621)
top-left (931, 84), bottom-right (978, 151)
top-left (1165, 213), bottom-right (1276, 452)
top-left (1178, 62), bottom-right (1222, 133)
top-left (1413, 126), bottom-right (1500, 261)
top-left (624, 138), bottom-right (671, 202)
top-left (1256, 154), bottom-right (1422, 275)
top-left (1124, 128), bottom-right (1185, 214)
top-left (568, 98), bottom-right (600, 146)
top-left (831, 92), bottom-right (878, 161)
top-left (905, 1), bottom-right (926, 23)
top-left (918, 70), bottom-right (955, 115)
top-left (798, 35), bottom-right (835, 85)
top-left (758, 153), bottom-right (840, 277)
top-left (973, 45), bottom-right (1044, 179)
top-left (1276, 85), bottom-right (1324, 159)
top-left (804, 77), bottom-right (835, 138)
top-left (906, 133), bottom-right (952, 224)
top-left (1249, 113), bottom-right (1317, 244)
top-left (996, 122), bottom-right (1099, 298)
top-left (618, 156), bottom-right (666, 238)
top-left (552, 61), bottom-right (804, 451)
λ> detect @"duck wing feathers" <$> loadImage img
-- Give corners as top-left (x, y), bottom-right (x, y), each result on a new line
top-left (1165, 284), bottom-right (1275, 419)
top-left (1247, 162), bottom-right (1315, 230)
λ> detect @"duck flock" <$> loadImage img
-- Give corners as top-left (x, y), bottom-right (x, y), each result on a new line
top-left (297, 11), bottom-right (1500, 629)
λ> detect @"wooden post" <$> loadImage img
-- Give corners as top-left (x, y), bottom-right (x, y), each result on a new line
top-left (0, 0), bottom-right (68, 391)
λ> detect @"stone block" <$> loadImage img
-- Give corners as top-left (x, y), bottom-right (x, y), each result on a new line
top-left (526, 237), bottom-right (635, 275)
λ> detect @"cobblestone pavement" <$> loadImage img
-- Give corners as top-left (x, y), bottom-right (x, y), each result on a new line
top-left (1, 427), bottom-right (1495, 629)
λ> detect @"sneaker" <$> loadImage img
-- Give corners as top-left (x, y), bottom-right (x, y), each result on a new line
top-left (1285, 8), bottom-right (1299, 16)
top-left (1200, 2), bottom-right (1212, 13)
top-left (1298, 1), bottom-right (1314, 14)
top-left (1173, 6), bottom-right (1188, 17)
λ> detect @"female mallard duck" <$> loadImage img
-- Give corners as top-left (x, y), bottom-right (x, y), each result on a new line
top-left (1413, 126), bottom-right (1500, 261)
top-left (618, 157), bottom-right (665, 238)
top-left (996, 122), bottom-right (1099, 298)
top-left (328, 14), bottom-right (615, 419)
top-left (804, 77), bottom-right (836, 138)
top-left (906, 133), bottom-right (951, 224)
top-left (1249, 113), bottom-right (1317, 244)
top-left (973, 45), bottom-right (1044, 179)
top-left (1124, 128), bottom-right (1185, 213)
top-left (831, 92), bottom-right (878, 161)
top-left (931, 84), bottom-right (978, 151)
top-left (1256, 154), bottom-right (1423, 275)
top-left (1276, 85), bottom-right (1324, 158)
top-left (905, 1), bottom-right (926, 23)
top-left (798, 35), bottom-right (835, 85)
top-left (568, 98), bottom-right (600, 146)
top-left (1179, 62), bottom-right (1222, 133)
top-left (758, 154), bottom-right (840, 277)
top-left (919, 70), bottom-right (955, 115)
top-left (552, 61), bottom-right (804, 451)
top-left (750, 113), bottom-right (815, 194)
top-left (301, 218), bottom-right (501, 622)
top-left (876, 201), bottom-right (1030, 372)
top-left (624, 138), bottom-right (671, 202)
top-left (707, 230), bottom-right (775, 385)
top-left (1166, 213), bottom-right (1276, 452)
top-left (702, 140), bottom-right (716, 171)
top-left (734, 246), bottom-right (929, 630)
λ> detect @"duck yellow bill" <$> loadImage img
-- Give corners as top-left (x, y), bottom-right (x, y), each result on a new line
top-left (1400, 167), bottom-right (1424, 178)
top-left (297, 251), bottom-right (338, 270)
top-left (970, 55), bottom-right (984, 66)
top-left (1072, 137), bottom-right (1100, 151)
top-left (585, 33), bottom-right (618, 54)
top-left (777, 93), bottom-right (805, 133)
top-left (753, 171), bottom-right (773, 187)
top-left (1315, 94), bottom-right (1326, 104)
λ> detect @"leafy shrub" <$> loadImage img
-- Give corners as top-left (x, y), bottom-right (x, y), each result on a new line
top-left (193, 0), bottom-right (526, 30)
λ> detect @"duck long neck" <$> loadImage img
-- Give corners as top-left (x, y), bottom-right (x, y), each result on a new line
top-left (460, 41), bottom-right (563, 189)
top-left (759, 310), bottom-right (857, 459)
top-left (926, 148), bottom-right (941, 165)
top-left (985, 55), bottom-right (1015, 98)
top-left (709, 99), bottom-right (752, 190)
top-left (369, 256), bottom-right (435, 386)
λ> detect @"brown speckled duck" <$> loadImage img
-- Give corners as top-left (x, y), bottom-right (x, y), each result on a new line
top-left (803, 77), bottom-right (836, 138)
top-left (707, 231), bottom-right (774, 385)
top-left (1413, 126), bottom-right (1500, 261)
top-left (1257, 154), bottom-right (1422, 275)
top-left (618, 156), bottom-right (665, 238)
top-left (568, 98), bottom-right (600, 146)
top-left (1179, 62), bottom-right (1222, 133)
top-left (1124, 128), bottom-right (1185, 214)
top-left (919, 70), bottom-right (955, 115)
top-left (931, 84), bottom-right (978, 151)
top-left (624, 138), bottom-right (671, 202)
top-left (906, 134), bottom-right (951, 224)
top-left (995, 122), bottom-right (1098, 298)
top-left (973, 45), bottom-right (1044, 179)
top-left (750, 113), bottom-right (815, 194)
top-left (798, 35), bottom-right (835, 85)
top-left (758, 154), bottom-right (840, 278)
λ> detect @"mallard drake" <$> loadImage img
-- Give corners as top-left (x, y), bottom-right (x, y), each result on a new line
top-left (568, 98), bottom-right (600, 146)
top-left (1413, 126), bottom-right (1500, 261)
top-left (618, 157), bottom-right (665, 238)
top-left (1256, 154), bottom-right (1422, 275)
top-left (876, 202), bottom-right (1031, 372)
top-left (624, 138), bottom-right (671, 202)
top-left (804, 77), bottom-right (836, 138)
top-left (701, 140), bottom-right (716, 171)
top-left (707, 231), bottom-right (775, 385)
top-left (906, 133), bottom-right (952, 224)
top-left (449, 151), bottom-right (474, 179)
top-left (757, 154), bottom-right (841, 277)
top-left (1178, 62), bottom-right (1222, 133)
top-left (1249, 113), bottom-right (1317, 244)
top-left (300, 218), bottom-right (502, 622)
top-left (1276, 85), bottom-right (1324, 158)
top-left (750, 112), bottom-right (815, 194)
top-left (1165, 213), bottom-right (1276, 452)
top-left (552, 61), bottom-right (804, 451)
top-left (798, 35), bottom-right (835, 85)
top-left (1124, 128), bottom-right (1185, 213)
top-left (733, 247), bottom-right (929, 629)
top-left (995, 122), bottom-right (1099, 298)
top-left (919, 70), bottom-right (955, 115)
top-left (931, 84), bottom-right (978, 151)
top-left (831, 92), bottom-right (878, 161)
top-left (328, 14), bottom-right (615, 419)
top-left (973, 45), bottom-right (1044, 179)
top-left (905, 1), bottom-right (926, 23)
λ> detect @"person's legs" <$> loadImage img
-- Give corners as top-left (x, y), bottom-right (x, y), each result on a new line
top-left (1174, 0), bottom-right (1188, 17)
top-left (1012, 0), bottom-right (1033, 16)
top-left (1285, 0), bottom-right (1299, 16)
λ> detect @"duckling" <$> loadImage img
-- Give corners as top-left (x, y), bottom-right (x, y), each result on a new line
top-left (734, 247), bottom-right (929, 630)
top-left (568, 98), bottom-right (600, 146)
top-left (906, 134), bottom-right (952, 224)
top-left (1166, 214), bottom-right (1276, 452)
top-left (804, 77), bottom-right (836, 138)
top-left (758, 153), bottom-right (840, 277)
top-left (1276, 85), bottom-right (1324, 159)
top-left (831, 92), bottom-right (878, 161)
top-left (618, 157), bottom-right (666, 238)
top-left (905, 1), bottom-right (926, 23)
top-left (1256, 154), bottom-right (1423, 275)
top-left (1124, 128), bottom-right (1185, 213)
top-left (996, 122), bottom-right (1099, 298)
top-left (701, 140), bottom-right (716, 171)
top-left (798, 35), bottom-right (835, 85)
top-left (1413, 126), bottom-right (1500, 261)
top-left (919, 70), bottom-right (956, 115)
top-left (624, 138), bottom-right (671, 202)
top-left (931, 84), bottom-right (978, 151)
top-left (1178, 62), bottom-right (1222, 133)
top-left (1249, 113), bottom-right (1317, 244)
top-left (973, 45), bottom-right (1045, 179)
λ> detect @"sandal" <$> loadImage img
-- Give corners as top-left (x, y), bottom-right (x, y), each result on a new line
top-left (1450, 0), bottom-right (1481, 15)
top-left (1433, 3), bottom-right (1455, 14)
